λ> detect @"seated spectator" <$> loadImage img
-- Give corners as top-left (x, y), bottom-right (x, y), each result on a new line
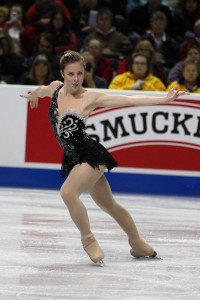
top-left (45, 9), bottom-right (77, 55)
top-left (126, 0), bottom-right (172, 16)
top-left (167, 44), bottom-right (200, 84)
top-left (126, 0), bottom-right (147, 15)
top-left (116, 39), bottom-right (168, 84)
top-left (0, 30), bottom-right (24, 83)
top-left (109, 52), bottom-right (166, 91)
top-left (99, 0), bottom-right (127, 18)
top-left (0, 1), bottom-right (35, 11)
top-left (173, 0), bottom-right (200, 43)
top-left (79, 0), bottom-right (99, 32)
top-left (98, 0), bottom-right (127, 33)
top-left (61, 0), bottom-right (80, 32)
top-left (167, 57), bottom-right (200, 93)
top-left (20, 54), bottom-right (54, 85)
top-left (126, 0), bottom-right (175, 44)
top-left (85, 38), bottom-right (113, 84)
top-left (82, 8), bottom-right (132, 56)
top-left (26, 0), bottom-right (71, 38)
top-left (180, 19), bottom-right (200, 60)
top-left (0, 6), bottom-right (8, 28)
top-left (82, 51), bottom-right (107, 88)
top-left (3, 3), bottom-right (37, 57)
top-left (26, 33), bottom-right (61, 80)
top-left (142, 11), bottom-right (179, 69)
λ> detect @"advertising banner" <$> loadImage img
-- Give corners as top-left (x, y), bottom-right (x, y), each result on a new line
top-left (0, 85), bottom-right (200, 195)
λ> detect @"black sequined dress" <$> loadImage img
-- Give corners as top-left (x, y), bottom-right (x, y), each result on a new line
top-left (48, 84), bottom-right (118, 177)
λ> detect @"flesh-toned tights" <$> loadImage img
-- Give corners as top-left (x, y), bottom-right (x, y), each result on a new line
top-left (60, 163), bottom-right (140, 242)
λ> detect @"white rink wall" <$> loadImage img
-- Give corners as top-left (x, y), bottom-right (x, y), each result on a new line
top-left (0, 84), bottom-right (200, 196)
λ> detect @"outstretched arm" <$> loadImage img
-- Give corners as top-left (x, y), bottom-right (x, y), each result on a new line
top-left (94, 85), bottom-right (189, 108)
top-left (20, 81), bottom-right (62, 108)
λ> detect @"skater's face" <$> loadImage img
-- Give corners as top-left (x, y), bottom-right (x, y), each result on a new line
top-left (61, 62), bottom-right (84, 92)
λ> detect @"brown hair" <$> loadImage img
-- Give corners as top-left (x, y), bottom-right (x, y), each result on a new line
top-left (134, 40), bottom-right (156, 65)
top-left (60, 51), bottom-right (85, 71)
top-left (29, 54), bottom-right (52, 85)
top-left (179, 57), bottom-right (200, 86)
top-left (186, 44), bottom-right (200, 56)
top-left (181, 57), bottom-right (200, 74)
top-left (130, 52), bottom-right (151, 77)
top-left (0, 31), bottom-right (18, 54)
top-left (150, 11), bottom-right (167, 27)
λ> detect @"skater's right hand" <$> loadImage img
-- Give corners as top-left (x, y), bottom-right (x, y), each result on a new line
top-left (20, 93), bottom-right (39, 109)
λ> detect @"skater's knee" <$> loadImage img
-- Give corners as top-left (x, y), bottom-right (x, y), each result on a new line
top-left (60, 186), bottom-right (75, 207)
top-left (97, 199), bottom-right (117, 214)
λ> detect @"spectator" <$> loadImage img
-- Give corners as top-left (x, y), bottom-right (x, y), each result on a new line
top-left (0, 30), bottom-right (24, 83)
top-left (45, 9), bottom-right (77, 55)
top-left (0, 6), bottom-right (8, 28)
top-left (99, 0), bottom-right (127, 17)
top-left (126, 0), bottom-right (172, 15)
top-left (82, 51), bottom-right (108, 88)
top-left (126, 0), bottom-right (147, 15)
top-left (126, 0), bottom-right (175, 45)
top-left (117, 39), bottom-right (168, 84)
top-left (167, 44), bottom-right (200, 84)
top-left (85, 38), bottom-right (113, 84)
top-left (173, 0), bottom-right (200, 43)
top-left (4, 3), bottom-right (37, 57)
top-left (20, 54), bottom-right (54, 85)
top-left (142, 11), bottom-right (179, 69)
top-left (98, 0), bottom-right (127, 33)
top-left (167, 57), bottom-right (200, 92)
top-left (109, 52), bottom-right (166, 91)
top-left (82, 8), bottom-right (132, 56)
top-left (79, 0), bottom-right (99, 32)
top-left (26, 0), bottom-right (71, 38)
top-left (180, 19), bottom-right (200, 60)
top-left (61, 0), bottom-right (80, 32)
top-left (0, 1), bottom-right (35, 11)
top-left (26, 33), bottom-right (61, 80)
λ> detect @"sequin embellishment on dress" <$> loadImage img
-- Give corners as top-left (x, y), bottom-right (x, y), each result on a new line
top-left (48, 84), bottom-right (118, 176)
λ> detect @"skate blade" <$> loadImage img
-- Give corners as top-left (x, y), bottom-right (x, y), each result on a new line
top-left (97, 259), bottom-right (104, 267)
top-left (151, 251), bottom-right (157, 258)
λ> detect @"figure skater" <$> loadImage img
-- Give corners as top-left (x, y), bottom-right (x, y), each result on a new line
top-left (20, 51), bottom-right (189, 265)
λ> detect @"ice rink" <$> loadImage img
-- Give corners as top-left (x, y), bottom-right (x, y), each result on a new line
top-left (0, 188), bottom-right (199, 300)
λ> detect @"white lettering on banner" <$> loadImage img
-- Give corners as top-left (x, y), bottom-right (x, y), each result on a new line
top-left (86, 104), bottom-right (200, 150)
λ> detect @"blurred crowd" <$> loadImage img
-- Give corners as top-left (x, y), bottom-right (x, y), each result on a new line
top-left (0, 0), bottom-right (200, 92)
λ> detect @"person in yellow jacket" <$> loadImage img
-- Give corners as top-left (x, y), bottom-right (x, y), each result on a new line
top-left (109, 52), bottom-right (166, 91)
top-left (167, 57), bottom-right (200, 93)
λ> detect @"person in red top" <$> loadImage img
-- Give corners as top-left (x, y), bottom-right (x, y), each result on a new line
top-left (44, 9), bottom-right (77, 55)
top-left (180, 19), bottom-right (200, 60)
top-left (0, 6), bottom-right (8, 29)
top-left (86, 38), bottom-right (113, 84)
top-left (26, 0), bottom-right (71, 38)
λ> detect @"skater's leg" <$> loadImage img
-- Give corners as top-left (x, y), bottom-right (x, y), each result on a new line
top-left (60, 163), bottom-right (106, 262)
top-left (89, 175), bottom-right (140, 239)
top-left (89, 175), bottom-right (157, 257)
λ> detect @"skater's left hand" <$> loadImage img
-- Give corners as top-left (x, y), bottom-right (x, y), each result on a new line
top-left (165, 85), bottom-right (190, 103)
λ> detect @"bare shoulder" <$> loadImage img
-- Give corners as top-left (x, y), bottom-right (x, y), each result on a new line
top-left (81, 89), bottom-right (107, 115)
top-left (83, 89), bottom-right (107, 103)
top-left (49, 80), bottom-right (63, 95)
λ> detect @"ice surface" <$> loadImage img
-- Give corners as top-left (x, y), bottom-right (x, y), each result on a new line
top-left (0, 188), bottom-right (199, 300)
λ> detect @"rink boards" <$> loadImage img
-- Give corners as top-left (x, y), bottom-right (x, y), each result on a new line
top-left (0, 85), bottom-right (200, 196)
